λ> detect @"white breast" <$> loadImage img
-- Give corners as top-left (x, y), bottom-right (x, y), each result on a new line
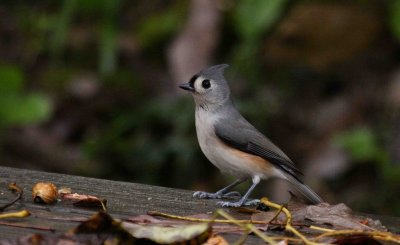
top-left (195, 108), bottom-right (280, 179)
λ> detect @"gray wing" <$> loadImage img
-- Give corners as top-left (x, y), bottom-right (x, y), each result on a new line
top-left (214, 117), bottom-right (303, 182)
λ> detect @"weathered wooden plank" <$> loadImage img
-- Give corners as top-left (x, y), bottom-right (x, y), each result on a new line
top-left (0, 166), bottom-right (260, 243)
top-left (2, 166), bottom-right (399, 244)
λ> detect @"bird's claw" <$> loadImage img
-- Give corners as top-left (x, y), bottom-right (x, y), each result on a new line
top-left (193, 191), bottom-right (241, 199)
top-left (193, 191), bottom-right (214, 199)
top-left (217, 198), bottom-right (260, 207)
top-left (217, 201), bottom-right (243, 207)
top-left (244, 199), bottom-right (260, 206)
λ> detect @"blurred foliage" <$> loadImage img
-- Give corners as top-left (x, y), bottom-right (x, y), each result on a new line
top-left (82, 96), bottom-right (203, 187)
top-left (0, 65), bottom-right (51, 127)
top-left (0, 0), bottom-right (399, 216)
top-left (389, 0), bottom-right (400, 40)
top-left (135, 2), bottom-right (187, 50)
top-left (335, 127), bottom-right (400, 214)
top-left (335, 127), bottom-right (383, 162)
top-left (335, 127), bottom-right (400, 182)
top-left (234, 0), bottom-right (288, 40)
top-left (230, 0), bottom-right (289, 84)
top-left (50, 0), bottom-right (77, 58)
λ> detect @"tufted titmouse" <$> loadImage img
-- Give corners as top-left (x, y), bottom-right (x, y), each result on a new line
top-left (179, 64), bottom-right (323, 207)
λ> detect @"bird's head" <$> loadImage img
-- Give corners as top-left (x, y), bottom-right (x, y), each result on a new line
top-left (179, 64), bottom-right (231, 108)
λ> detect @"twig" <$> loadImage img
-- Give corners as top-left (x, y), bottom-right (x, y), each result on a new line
top-left (0, 220), bottom-right (54, 231)
top-left (216, 209), bottom-right (278, 245)
top-left (268, 236), bottom-right (303, 243)
top-left (100, 200), bottom-right (107, 212)
top-left (0, 183), bottom-right (23, 212)
top-left (261, 198), bottom-right (400, 244)
top-left (260, 197), bottom-right (320, 245)
top-left (0, 210), bottom-right (30, 219)
top-left (309, 225), bottom-right (335, 232)
top-left (268, 205), bottom-right (283, 224)
top-left (148, 210), bottom-right (279, 244)
top-left (232, 232), bottom-right (249, 245)
top-left (312, 230), bottom-right (400, 243)
top-left (148, 210), bottom-right (268, 224)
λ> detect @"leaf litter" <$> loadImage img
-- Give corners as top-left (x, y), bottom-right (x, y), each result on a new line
top-left (0, 187), bottom-right (399, 244)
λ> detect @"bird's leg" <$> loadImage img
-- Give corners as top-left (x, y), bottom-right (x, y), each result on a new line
top-left (193, 178), bottom-right (247, 199)
top-left (217, 176), bottom-right (260, 207)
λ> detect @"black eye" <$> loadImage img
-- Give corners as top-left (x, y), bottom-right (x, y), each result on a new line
top-left (202, 79), bottom-right (211, 89)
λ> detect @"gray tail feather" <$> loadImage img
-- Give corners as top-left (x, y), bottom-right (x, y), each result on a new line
top-left (285, 175), bottom-right (323, 204)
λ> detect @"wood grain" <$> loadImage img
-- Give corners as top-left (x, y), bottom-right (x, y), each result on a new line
top-left (0, 166), bottom-right (260, 243)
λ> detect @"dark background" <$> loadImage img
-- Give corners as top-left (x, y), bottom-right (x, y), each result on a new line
top-left (0, 0), bottom-right (399, 215)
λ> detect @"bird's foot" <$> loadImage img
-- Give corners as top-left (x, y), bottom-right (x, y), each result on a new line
top-left (217, 198), bottom-right (260, 207)
top-left (244, 198), bottom-right (260, 206)
top-left (217, 200), bottom-right (243, 207)
top-left (193, 191), bottom-right (241, 199)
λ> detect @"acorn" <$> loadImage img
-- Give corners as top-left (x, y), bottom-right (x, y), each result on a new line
top-left (32, 182), bottom-right (58, 204)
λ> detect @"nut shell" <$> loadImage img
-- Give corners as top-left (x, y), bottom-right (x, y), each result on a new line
top-left (32, 182), bottom-right (58, 204)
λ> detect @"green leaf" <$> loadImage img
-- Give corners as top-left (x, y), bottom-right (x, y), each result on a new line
top-left (0, 93), bottom-right (52, 126)
top-left (50, 0), bottom-right (77, 57)
top-left (99, 22), bottom-right (117, 77)
top-left (136, 2), bottom-right (186, 48)
top-left (0, 65), bottom-right (24, 94)
top-left (234, 0), bottom-right (289, 40)
top-left (334, 127), bottom-right (378, 162)
top-left (388, 0), bottom-right (400, 40)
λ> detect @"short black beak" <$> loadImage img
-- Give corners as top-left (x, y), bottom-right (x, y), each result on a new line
top-left (179, 82), bottom-right (195, 92)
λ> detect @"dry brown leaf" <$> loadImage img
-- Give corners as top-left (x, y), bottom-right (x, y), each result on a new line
top-left (2, 212), bottom-right (212, 244)
top-left (61, 193), bottom-right (107, 208)
top-left (127, 214), bottom-right (184, 226)
top-left (128, 214), bottom-right (250, 235)
top-left (57, 187), bottom-right (72, 195)
top-left (121, 221), bottom-right (211, 244)
top-left (334, 234), bottom-right (382, 244)
top-left (305, 203), bottom-right (387, 231)
top-left (0, 183), bottom-right (23, 212)
top-left (276, 240), bottom-right (289, 245)
top-left (2, 212), bottom-right (134, 244)
top-left (203, 235), bottom-right (229, 245)
top-left (251, 210), bottom-right (286, 223)
top-left (254, 194), bottom-right (387, 232)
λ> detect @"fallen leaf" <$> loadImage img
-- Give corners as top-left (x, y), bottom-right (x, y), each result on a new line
top-left (128, 214), bottom-right (250, 235)
top-left (2, 212), bottom-right (209, 244)
top-left (0, 212), bottom-right (134, 245)
top-left (334, 234), bottom-right (382, 245)
top-left (0, 210), bottom-right (30, 219)
top-left (61, 193), bottom-right (107, 209)
top-left (57, 187), bottom-right (72, 196)
top-left (305, 203), bottom-right (387, 231)
top-left (234, 206), bottom-right (261, 214)
top-left (121, 221), bottom-right (211, 244)
top-left (0, 183), bottom-right (23, 212)
top-left (252, 210), bottom-right (286, 224)
top-left (203, 235), bottom-right (229, 245)
top-left (254, 195), bottom-right (387, 232)
top-left (127, 214), bottom-right (181, 225)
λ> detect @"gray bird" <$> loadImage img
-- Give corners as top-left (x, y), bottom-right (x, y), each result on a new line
top-left (179, 64), bottom-right (323, 207)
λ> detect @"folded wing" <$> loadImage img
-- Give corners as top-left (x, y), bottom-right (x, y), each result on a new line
top-left (214, 118), bottom-right (303, 182)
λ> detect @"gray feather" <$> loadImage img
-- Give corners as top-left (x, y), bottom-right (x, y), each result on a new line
top-left (214, 107), bottom-right (303, 181)
top-left (284, 174), bottom-right (323, 204)
top-left (214, 109), bottom-right (323, 204)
